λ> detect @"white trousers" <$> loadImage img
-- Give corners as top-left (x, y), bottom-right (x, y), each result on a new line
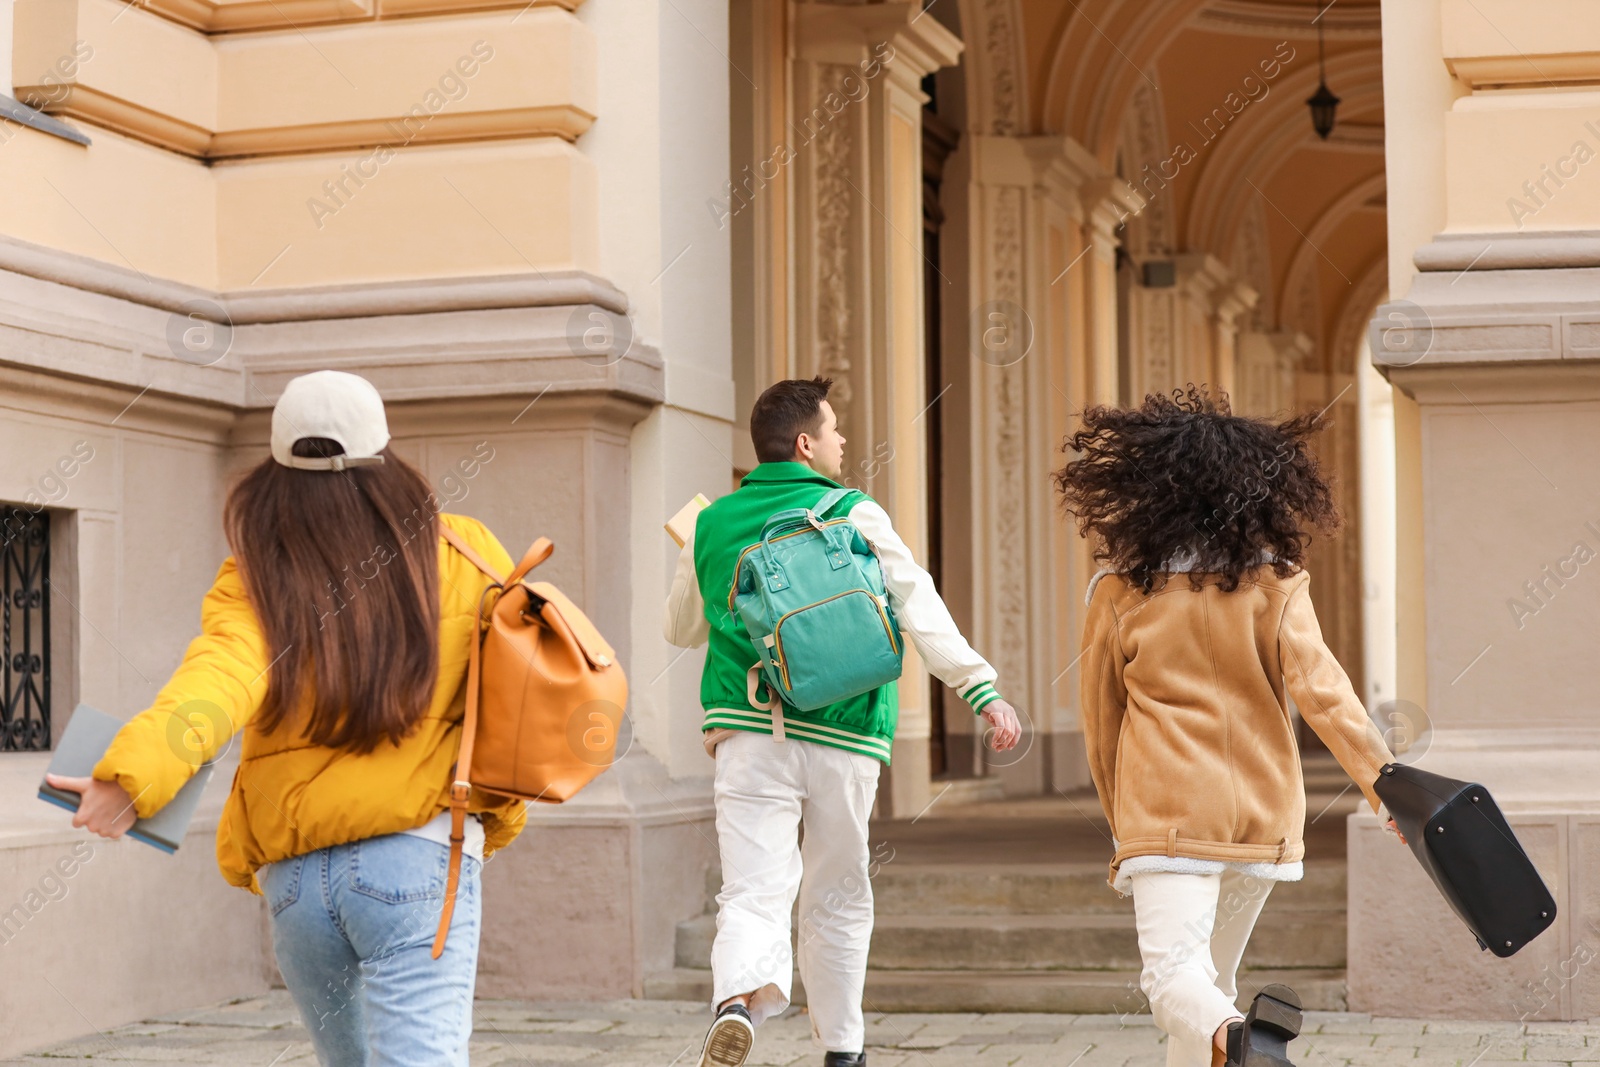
top-left (710, 730), bottom-right (882, 1054)
top-left (1129, 869), bottom-right (1275, 1067)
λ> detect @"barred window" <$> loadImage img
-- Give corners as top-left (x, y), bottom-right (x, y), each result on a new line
top-left (2, 507), bottom-right (51, 751)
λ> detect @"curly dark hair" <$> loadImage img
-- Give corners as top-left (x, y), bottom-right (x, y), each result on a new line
top-left (1052, 385), bottom-right (1341, 593)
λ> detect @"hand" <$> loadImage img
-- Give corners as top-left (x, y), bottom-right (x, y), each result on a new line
top-left (45, 774), bottom-right (137, 839)
top-left (1386, 817), bottom-right (1407, 845)
top-left (981, 700), bottom-right (1023, 752)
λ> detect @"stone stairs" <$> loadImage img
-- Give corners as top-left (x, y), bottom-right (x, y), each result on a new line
top-left (645, 756), bottom-right (1358, 1014)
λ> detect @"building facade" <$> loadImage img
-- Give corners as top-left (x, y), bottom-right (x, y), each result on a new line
top-left (0, 0), bottom-right (1594, 1053)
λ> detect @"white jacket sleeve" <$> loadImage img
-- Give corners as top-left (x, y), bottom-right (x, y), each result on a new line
top-left (662, 522), bottom-right (710, 649)
top-left (847, 499), bottom-right (1004, 714)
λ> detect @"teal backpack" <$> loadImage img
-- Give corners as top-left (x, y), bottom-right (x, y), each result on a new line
top-left (730, 487), bottom-right (905, 712)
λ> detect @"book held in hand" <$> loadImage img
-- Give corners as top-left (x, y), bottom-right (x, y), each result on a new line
top-left (665, 493), bottom-right (710, 547)
top-left (38, 703), bottom-right (215, 854)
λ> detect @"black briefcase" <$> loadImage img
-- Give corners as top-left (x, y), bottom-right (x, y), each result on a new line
top-left (1373, 763), bottom-right (1556, 958)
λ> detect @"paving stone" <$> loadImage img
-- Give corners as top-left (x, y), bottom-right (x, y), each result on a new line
top-left (10, 992), bottom-right (1600, 1065)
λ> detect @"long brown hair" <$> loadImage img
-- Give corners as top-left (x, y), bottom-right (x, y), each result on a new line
top-left (224, 438), bottom-right (442, 752)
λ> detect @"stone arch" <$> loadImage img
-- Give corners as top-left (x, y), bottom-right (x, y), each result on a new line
top-left (1275, 172), bottom-right (1388, 350)
top-left (1039, 0), bottom-right (1210, 156)
top-left (1184, 49), bottom-right (1385, 254)
top-left (1331, 256), bottom-right (1389, 378)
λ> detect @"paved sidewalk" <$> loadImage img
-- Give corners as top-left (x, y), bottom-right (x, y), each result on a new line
top-left (6, 991), bottom-right (1600, 1066)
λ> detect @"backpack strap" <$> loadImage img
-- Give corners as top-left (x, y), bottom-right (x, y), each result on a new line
top-left (440, 524), bottom-right (507, 583)
top-left (812, 486), bottom-right (854, 517)
top-left (432, 522), bottom-right (501, 960)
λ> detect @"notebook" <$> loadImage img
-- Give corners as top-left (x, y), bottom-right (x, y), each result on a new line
top-left (37, 703), bottom-right (216, 854)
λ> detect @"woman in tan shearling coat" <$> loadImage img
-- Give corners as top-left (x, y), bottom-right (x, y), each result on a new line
top-left (1057, 387), bottom-right (1405, 1067)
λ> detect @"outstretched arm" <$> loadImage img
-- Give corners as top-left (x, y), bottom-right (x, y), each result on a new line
top-left (51, 558), bottom-right (270, 837)
top-left (1278, 571), bottom-right (1396, 816)
top-left (847, 500), bottom-right (1020, 749)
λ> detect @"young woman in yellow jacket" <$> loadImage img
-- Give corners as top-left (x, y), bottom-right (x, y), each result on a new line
top-left (1056, 387), bottom-right (1407, 1067)
top-left (48, 370), bottom-right (525, 1067)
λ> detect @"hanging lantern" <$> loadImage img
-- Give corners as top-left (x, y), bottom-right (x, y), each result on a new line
top-left (1307, 21), bottom-right (1339, 140)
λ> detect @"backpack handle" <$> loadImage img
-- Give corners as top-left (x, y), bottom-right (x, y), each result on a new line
top-left (755, 488), bottom-right (856, 590)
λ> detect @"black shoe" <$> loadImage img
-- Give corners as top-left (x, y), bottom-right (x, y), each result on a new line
top-left (698, 1002), bottom-right (755, 1067)
top-left (1225, 983), bottom-right (1303, 1066)
top-left (822, 1054), bottom-right (866, 1067)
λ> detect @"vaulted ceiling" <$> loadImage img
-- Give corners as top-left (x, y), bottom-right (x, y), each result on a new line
top-left (1014, 0), bottom-right (1388, 369)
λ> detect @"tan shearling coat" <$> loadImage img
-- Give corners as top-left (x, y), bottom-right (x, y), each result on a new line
top-left (1080, 565), bottom-right (1394, 889)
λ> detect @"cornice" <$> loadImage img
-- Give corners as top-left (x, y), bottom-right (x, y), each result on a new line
top-left (133, 0), bottom-right (581, 34)
top-left (0, 231), bottom-right (628, 322)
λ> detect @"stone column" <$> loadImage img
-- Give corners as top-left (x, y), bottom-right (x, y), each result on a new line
top-left (1236, 331), bottom-right (1312, 417)
top-left (938, 134), bottom-right (1129, 796)
top-left (791, 1), bottom-right (961, 816)
top-left (1173, 254), bottom-right (1254, 397)
top-left (1348, 0), bottom-right (1600, 1020)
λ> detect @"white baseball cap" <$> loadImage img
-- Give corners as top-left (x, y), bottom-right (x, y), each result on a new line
top-left (270, 371), bottom-right (390, 471)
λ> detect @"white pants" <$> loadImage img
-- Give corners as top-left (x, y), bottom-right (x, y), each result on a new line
top-left (710, 730), bottom-right (882, 1054)
top-left (1130, 869), bottom-right (1275, 1067)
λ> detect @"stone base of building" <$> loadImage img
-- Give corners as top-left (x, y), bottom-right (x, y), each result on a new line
top-left (0, 753), bottom-right (271, 1059)
top-left (1347, 786), bottom-right (1600, 1020)
top-left (477, 746), bottom-right (717, 999)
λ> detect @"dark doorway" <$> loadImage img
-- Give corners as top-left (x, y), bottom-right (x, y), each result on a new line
top-left (923, 73), bottom-right (959, 779)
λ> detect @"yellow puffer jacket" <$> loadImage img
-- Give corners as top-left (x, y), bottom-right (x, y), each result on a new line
top-left (94, 512), bottom-right (527, 893)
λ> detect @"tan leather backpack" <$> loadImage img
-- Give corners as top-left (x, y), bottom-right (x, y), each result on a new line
top-left (432, 527), bottom-right (628, 958)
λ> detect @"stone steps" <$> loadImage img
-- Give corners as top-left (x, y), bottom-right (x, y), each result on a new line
top-left (651, 779), bottom-right (1354, 1014)
top-left (673, 902), bottom-right (1346, 973)
top-left (870, 861), bottom-right (1347, 915)
top-left (644, 965), bottom-right (1350, 1013)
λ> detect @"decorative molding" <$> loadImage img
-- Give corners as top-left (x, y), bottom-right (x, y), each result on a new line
top-left (1447, 54), bottom-right (1600, 91)
top-left (1083, 175), bottom-right (1146, 250)
top-left (0, 231), bottom-right (628, 322)
top-left (0, 259), bottom-right (662, 414)
top-left (1118, 80), bottom-right (1175, 255)
top-left (137, 0), bottom-right (373, 32)
top-left (1193, 0), bottom-right (1382, 40)
top-left (1373, 266), bottom-right (1600, 369)
top-left (130, 0), bottom-right (580, 34)
top-left (811, 65), bottom-right (857, 421)
top-left (1231, 197), bottom-right (1274, 330)
top-left (1414, 230), bottom-right (1600, 272)
top-left (987, 184), bottom-right (1027, 692)
top-left (977, 0), bottom-right (1025, 136)
top-left (30, 90), bottom-right (596, 159)
top-left (793, 1), bottom-right (964, 86)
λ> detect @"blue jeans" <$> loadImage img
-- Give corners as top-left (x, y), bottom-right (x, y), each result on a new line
top-left (260, 833), bottom-right (482, 1067)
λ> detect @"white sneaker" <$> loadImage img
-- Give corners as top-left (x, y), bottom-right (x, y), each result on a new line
top-left (698, 1002), bottom-right (755, 1067)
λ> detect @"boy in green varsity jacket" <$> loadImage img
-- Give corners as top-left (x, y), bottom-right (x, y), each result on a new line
top-left (664, 376), bottom-right (1021, 1067)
